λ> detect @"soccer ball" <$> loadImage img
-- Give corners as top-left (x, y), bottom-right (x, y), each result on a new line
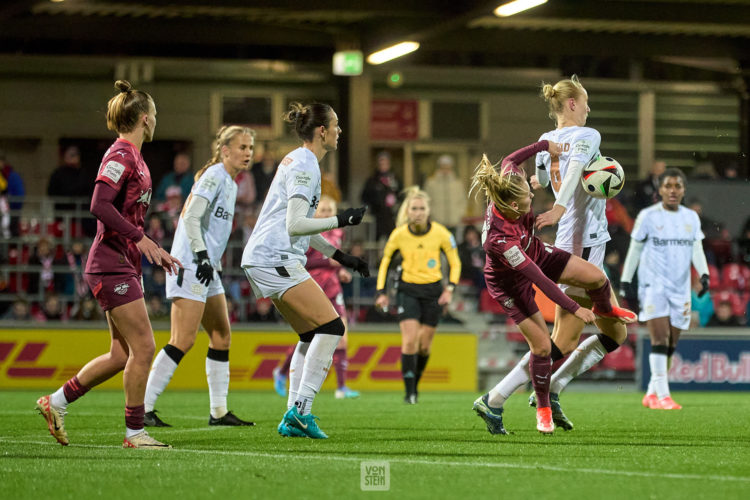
top-left (581, 155), bottom-right (625, 199)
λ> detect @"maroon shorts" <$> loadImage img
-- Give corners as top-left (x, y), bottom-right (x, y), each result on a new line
top-left (487, 244), bottom-right (571, 325)
top-left (85, 273), bottom-right (143, 312)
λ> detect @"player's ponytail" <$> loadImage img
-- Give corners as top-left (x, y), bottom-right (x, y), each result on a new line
top-left (541, 74), bottom-right (584, 121)
top-left (106, 80), bottom-right (153, 134)
top-left (471, 154), bottom-right (528, 218)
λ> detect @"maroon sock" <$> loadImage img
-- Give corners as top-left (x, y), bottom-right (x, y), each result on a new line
top-left (586, 280), bottom-right (612, 312)
top-left (529, 353), bottom-right (552, 408)
top-left (332, 348), bottom-right (347, 389)
top-left (279, 346), bottom-right (294, 377)
top-left (62, 376), bottom-right (90, 404)
top-left (551, 357), bottom-right (567, 374)
top-left (125, 404), bottom-right (145, 431)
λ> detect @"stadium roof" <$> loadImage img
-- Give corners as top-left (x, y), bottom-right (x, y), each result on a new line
top-left (2, 0), bottom-right (750, 80)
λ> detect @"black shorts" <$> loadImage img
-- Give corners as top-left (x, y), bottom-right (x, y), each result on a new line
top-left (397, 281), bottom-right (443, 327)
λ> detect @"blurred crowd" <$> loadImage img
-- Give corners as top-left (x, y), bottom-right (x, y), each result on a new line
top-left (2, 146), bottom-right (749, 329)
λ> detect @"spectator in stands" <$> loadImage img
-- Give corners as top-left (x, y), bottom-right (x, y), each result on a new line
top-left (687, 197), bottom-right (732, 267)
top-left (35, 292), bottom-right (66, 322)
top-left (145, 213), bottom-right (166, 247)
top-left (47, 145), bottom-right (89, 214)
top-left (234, 167), bottom-right (257, 218)
top-left (2, 297), bottom-right (32, 321)
top-left (631, 160), bottom-right (665, 214)
top-left (690, 272), bottom-right (714, 327)
top-left (71, 295), bottom-right (102, 322)
top-left (145, 295), bottom-right (169, 322)
top-left (28, 236), bottom-right (67, 294)
top-left (424, 154), bottom-right (467, 233)
top-left (458, 225), bottom-right (485, 290)
top-left (248, 297), bottom-right (277, 322)
top-left (736, 216), bottom-right (750, 266)
top-left (155, 152), bottom-right (193, 203)
top-left (157, 185), bottom-right (183, 237)
top-left (362, 151), bottom-right (400, 241)
top-left (0, 149), bottom-right (26, 237)
top-left (706, 296), bottom-right (744, 327)
top-left (251, 142), bottom-right (279, 204)
top-left (63, 240), bottom-right (89, 300)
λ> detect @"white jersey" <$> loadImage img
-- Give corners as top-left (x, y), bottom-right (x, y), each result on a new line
top-left (170, 163), bottom-right (236, 271)
top-left (632, 203), bottom-right (704, 295)
top-left (242, 147), bottom-right (321, 268)
top-left (536, 126), bottom-right (610, 248)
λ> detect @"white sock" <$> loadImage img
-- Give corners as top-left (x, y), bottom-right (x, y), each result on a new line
top-left (50, 387), bottom-right (69, 410)
top-left (296, 334), bottom-right (340, 415)
top-left (206, 357), bottom-right (229, 418)
top-left (646, 378), bottom-right (656, 396)
top-left (649, 352), bottom-right (670, 399)
top-left (488, 352), bottom-right (530, 408)
top-left (125, 427), bottom-right (143, 438)
top-left (145, 349), bottom-right (179, 413)
top-left (550, 335), bottom-right (607, 394)
top-left (287, 341), bottom-right (310, 410)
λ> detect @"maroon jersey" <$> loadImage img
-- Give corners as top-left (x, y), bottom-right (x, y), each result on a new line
top-left (85, 139), bottom-right (152, 275)
top-left (483, 205), bottom-right (542, 290)
top-left (305, 228), bottom-right (344, 299)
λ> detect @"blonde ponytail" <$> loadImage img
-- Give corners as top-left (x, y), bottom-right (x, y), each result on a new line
top-left (470, 154), bottom-right (528, 218)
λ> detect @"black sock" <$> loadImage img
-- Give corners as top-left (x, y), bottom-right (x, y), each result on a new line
top-left (416, 353), bottom-right (430, 387)
top-left (401, 353), bottom-right (417, 396)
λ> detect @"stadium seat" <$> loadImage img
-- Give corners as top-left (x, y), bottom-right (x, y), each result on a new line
top-left (600, 342), bottom-right (636, 372)
top-left (712, 290), bottom-right (743, 316)
top-left (707, 264), bottom-right (721, 289)
top-left (720, 263), bottom-right (749, 291)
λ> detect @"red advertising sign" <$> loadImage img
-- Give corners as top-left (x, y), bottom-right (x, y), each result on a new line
top-left (370, 99), bottom-right (418, 141)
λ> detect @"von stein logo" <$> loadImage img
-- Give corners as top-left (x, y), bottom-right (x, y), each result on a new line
top-left (361, 461), bottom-right (389, 491)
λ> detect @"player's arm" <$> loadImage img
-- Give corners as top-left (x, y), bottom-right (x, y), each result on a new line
top-left (692, 239), bottom-right (710, 297)
top-left (619, 239), bottom-right (644, 298)
top-left (374, 233), bottom-right (399, 308)
top-left (515, 258), bottom-right (581, 315)
top-left (502, 140), bottom-right (552, 170)
top-left (89, 181), bottom-right (144, 243)
top-left (310, 233), bottom-right (369, 277)
top-left (286, 197), bottom-right (367, 236)
top-left (182, 193), bottom-right (216, 285)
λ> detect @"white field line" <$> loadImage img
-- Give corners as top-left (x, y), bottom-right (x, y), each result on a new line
top-left (0, 437), bottom-right (748, 484)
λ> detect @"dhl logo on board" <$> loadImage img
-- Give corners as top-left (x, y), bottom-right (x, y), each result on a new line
top-left (0, 330), bottom-right (476, 391)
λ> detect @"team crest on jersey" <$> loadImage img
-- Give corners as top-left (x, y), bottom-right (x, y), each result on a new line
top-left (136, 188), bottom-right (152, 205)
top-left (503, 298), bottom-right (514, 309)
top-left (114, 283), bottom-right (130, 295)
top-left (281, 156), bottom-right (293, 166)
top-left (202, 177), bottom-right (218, 191)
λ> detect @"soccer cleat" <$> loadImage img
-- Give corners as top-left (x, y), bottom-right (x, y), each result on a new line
top-left (529, 392), bottom-right (573, 430)
top-left (472, 394), bottom-right (507, 435)
top-left (655, 396), bottom-right (682, 410)
top-left (592, 305), bottom-right (637, 324)
top-left (282, 406), bottom-right (328, 439)
top-left (335, 387), bottom-right (360, 399)
top-left (404, 393), bottom-right (417, 405)
top-left (35, 395), bottom-right (69, 446)
top-left (209, 411), bottom-right (255, 426)
top-left (536, 407), bottom-right (555, 434)
top-left (277, 418), bottom-right (307, 438)
top-left (122, 430), bottom-right (172, 449)
top-left (144, 410), bottom-right (171, 427)
top-left (642, 393), bottom-right (658, 408)
top-left (272, 367), bottom-right (287, 397)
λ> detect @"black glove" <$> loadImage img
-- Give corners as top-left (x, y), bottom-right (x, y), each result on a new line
top-left (195, 250), bottom-right (214, 286)
top-left (619, 281), bottom-right (635, 299)
top-left (336, 206), bottom-right (367, 228)
top-left (698, 274), bottom-right (710, 298)
top-left (332, 249), bottom-right (370, 277)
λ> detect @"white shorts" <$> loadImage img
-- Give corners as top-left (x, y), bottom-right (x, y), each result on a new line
top-left (166, 266), bottom-right (225, 302)
top-left (555, 242), bottom-right (606, 298)
top-left (243, 262), bottom-right (310, 300)
top-left (638, 286), bottom-right (691, 330)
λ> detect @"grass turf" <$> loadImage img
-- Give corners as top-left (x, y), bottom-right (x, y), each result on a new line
top-left (1, 390), bottom-right (749, 499)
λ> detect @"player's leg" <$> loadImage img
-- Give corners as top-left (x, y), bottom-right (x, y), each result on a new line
top-left (274, 278), bottom-right (342, 438)
top-left (516, 313), bottom-right (555, 434)
top-left (333, 318), bottom-right (359, 399)
top-left (109, 299), bottom-right (170, 448)
top-left (645, 316), bottom-right (681, 408)
top-left (414, 295), bottom-right (440, 395)
top-left (203, 293), bottom-right (254, 425)
top-left (144, 297), bottom-right (204, 427)
top-left (397, 290), bottom-right (421, 403)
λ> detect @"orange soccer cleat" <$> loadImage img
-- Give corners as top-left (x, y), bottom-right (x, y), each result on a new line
top-left (642, 393), bottom-right (658, 408)
top-left (592, 305), bottom-right (637, 324)
top-left (655, 396), bottom-right (682, 410)
top-left (536, 406), bottom-right (555, 434)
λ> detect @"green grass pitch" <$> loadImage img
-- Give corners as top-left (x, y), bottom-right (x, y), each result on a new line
top-left (1, 390), bottom-right (749, 499)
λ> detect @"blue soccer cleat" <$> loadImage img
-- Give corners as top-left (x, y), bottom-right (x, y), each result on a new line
top-left (277, 417), bottom-right (307, 438)
top-left (335, 387), bottom-right (360, 399)
top-left (283, 406), bottom-right (328, 439)
top-left (272, 367), bottom-right (287, 397)
top-left (472, 394), bottom-right (507, 435)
